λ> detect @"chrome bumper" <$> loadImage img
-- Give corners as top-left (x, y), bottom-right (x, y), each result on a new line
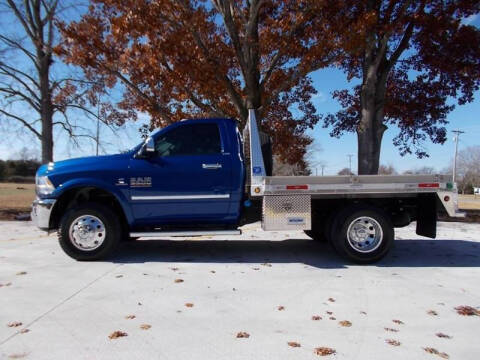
top-left (31, 198), bottom-right (56, 230)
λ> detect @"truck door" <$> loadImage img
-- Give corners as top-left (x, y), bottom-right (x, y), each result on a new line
top-left (129, 121), bottom-right (233, 226)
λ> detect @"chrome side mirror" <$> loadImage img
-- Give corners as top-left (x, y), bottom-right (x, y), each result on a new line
top-left (145, 137), bottom-right (155, 153)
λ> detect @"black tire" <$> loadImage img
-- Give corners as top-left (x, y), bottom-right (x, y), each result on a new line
top-left (330, 206), bottom-right (394, 264)
top-left (58, 202), bottom-right (121, 261)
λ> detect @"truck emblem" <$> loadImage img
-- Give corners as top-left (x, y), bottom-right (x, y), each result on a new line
top-left (116, 178), bottom-right (127, 186)
top-left (130, 177), bottom-right (152, 187)
top-left (253, 166), bottom-right (262, 174)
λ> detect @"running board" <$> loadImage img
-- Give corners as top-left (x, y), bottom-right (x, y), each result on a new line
top-left (130, 230), bottom-right (241, 238)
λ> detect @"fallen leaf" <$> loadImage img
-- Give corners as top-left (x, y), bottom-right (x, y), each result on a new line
top-left (140, 324), bottom-right (151, 330)
top-left (385, 339), bottom-right (401, 346)
top-left (454, 305), bottom-right (480, 316)
top-left (16, 272), bottom-right (27, 276)
top-left (210, 270), bottom-right (216, 273)
top-left (236, 331), bottom-right (250, 338)
top-left (384, 327), bottom-right (399, 332)
top-left (115, 275), bottom-right (123, 278)
top-left (261, 263), bottom-right (272, 267)
top-left (185, 303), bottom-right (194, 308)
top-left (174, 279), bottom-right (184, 283)
top-left (329, 316), bottom-right (336, 320)
top-left (252, 267), bottom-right (260, 270)
top-left (339, 320), bottom-right (352, 327)
top-left (125, 315), bottom-right (136, 320)
top-left (288, 341), bottom-right (301, 347)
top-left (170, 267), bottom-right (179, 271)
top-left (314, 347), bottom-right (336, 356)
top-left (326, 311), bottom-right (333, 315)
top-left (109, 331), bottom-right (128, 339)
top-left (328, 298), bottom-right (335, 302)
top-left (435, 333), bottom-right (452, 339)
top-left (7, 322), bottom-right (22, 328)
top-left (427, 310), bottom-right (438, 316)
top-left (277, 306), bottom-right (285, 311)
top-left (392, 319), bottom-right (404, 325)
top-left (19, 329), bottom-right (30, 334)
top-left (360, 311), bottom-right (367, 315)
top-left (312, 315), bottom-right (322, 321)
top-left (423, 347), bottom-right (449, 359)
top-left (8, 353), bottom-right (28, 359)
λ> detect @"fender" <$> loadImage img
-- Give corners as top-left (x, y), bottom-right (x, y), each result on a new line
top-left (51, 177), bottom-right (134, 225)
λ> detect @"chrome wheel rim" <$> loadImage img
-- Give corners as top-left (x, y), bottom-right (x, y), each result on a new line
top-left (69, 215), bottom-right (106, 251)
top-left (346, 216), bottom-right (383, 253)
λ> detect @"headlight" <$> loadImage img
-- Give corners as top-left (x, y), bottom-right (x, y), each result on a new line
top-left (36, 175), bottom-right (55, 196)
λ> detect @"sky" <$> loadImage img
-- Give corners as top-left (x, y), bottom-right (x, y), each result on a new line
top-left (0, 9), bottom-right (478, 176)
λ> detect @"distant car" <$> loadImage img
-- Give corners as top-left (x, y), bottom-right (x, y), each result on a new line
top-left (474, 187), bottom-right (480, 195)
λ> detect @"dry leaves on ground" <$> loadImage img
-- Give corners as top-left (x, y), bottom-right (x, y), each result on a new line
top-left (236, 332), bottom-right (250, 338)
top-left (385, 339), bottom-right (401, 346)
top-left (360, 311), bottom-right (367, 315)
top-left (7, 322), bottom-right (22, 328)
top-left (328, 298), bottom-right (335, 302)
top-left (210, 270), bottom-right (216, 273)
top-left (140, 324), bottom-right (151, 330)
top-left (115, 275), bottom-right (123, 278)
top-left (384, 327), bottom-right (399, 332)
top-left (108, 331), bottom-right (128, 339)
top-left (185, 303), bottom-right (194, 308)
top-left (19, 329), bottom-right (29, 334)
top-left (427, 310), bottom-right (438, 316)
top-left (326, 311), bottom-right (333, 315)
top-left (288, 341), bottom-right (301, 347)
top-left (423, 347), bottom-right (449, 359)
top-left (312, 315), bottom-right (322, 321)
top-left (174, 279), bottom-right (184, 283)
top-left (252, 267), bottom-right (260, 270)
top-left (392, 319), bottom-right (404, 325)
top-left (435, 333), bottom-right (452, 339)
top-left (15, 272), bottom-right (27, 276)
top-left (125, 315), bottom-right (136, 320)
top-left (454, 305), bottom-right (480, 316)
top-left (314, 347), bottom-right (336, 356)
top-left (277, 306), bottom-right (285, 311)
top-left (339, 320), bottom-right (352, 327)
top-left (329, 317), bottom-right (336, 320)
top-left (261, 263), bottom-right (272, 267)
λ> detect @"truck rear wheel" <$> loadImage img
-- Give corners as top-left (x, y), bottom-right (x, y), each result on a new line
top-left (330, 206), bottom-right (393, 264)
top-left (58, 203), bottom-right (121, 261)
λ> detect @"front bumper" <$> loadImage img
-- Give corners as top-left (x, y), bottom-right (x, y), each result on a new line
top-left (31, 198), bottom-right (56, 230)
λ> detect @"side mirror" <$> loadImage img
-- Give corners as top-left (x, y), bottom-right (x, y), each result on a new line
top-left (136, 137), bottom-right (156, 158)
top-left (145, 137), bottom-right (155, 153)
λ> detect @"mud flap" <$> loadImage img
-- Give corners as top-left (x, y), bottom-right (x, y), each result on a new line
top-left (416, 194), bottom-right (437, 238)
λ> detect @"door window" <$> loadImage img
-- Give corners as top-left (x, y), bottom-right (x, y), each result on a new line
top-left (155, 123), bottom-right (221, 157)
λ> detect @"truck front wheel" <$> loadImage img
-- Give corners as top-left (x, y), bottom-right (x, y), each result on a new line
top-left (58, 203), bottom-right (121, 261)
top-left (330, 206), bottom-right (394, 264)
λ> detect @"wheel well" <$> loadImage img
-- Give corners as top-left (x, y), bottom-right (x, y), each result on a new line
top-left (311, 196), bottom-right (420, 228)
top-left (50, 187), bottom-right (128, 230)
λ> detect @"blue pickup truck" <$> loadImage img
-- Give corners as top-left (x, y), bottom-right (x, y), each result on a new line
top-left (32, 110), bottom-right (464, 263)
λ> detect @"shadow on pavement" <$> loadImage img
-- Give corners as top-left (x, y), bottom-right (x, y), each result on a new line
top-left (110, 238), bottom-right (480, 268)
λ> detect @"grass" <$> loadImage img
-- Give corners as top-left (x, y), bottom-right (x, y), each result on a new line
top-left (0, 183), bottom-right (36, 211)
top-left (458, 195), bottom-right (480, 210)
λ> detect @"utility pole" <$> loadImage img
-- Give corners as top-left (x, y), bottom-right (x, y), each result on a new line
top-left (321, 165), bottom-right (326, 176)
top-left (452, 130), bottom-right (465, 184)
top-left (347, 154), bottom-right (353, 174)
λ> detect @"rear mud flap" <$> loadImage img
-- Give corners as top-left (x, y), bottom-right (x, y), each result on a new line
top-left (416, 194), bottom-right (437, 238)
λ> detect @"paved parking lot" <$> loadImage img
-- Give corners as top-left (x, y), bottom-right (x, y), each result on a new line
top-left (1, 221), bottom-right (479, 360)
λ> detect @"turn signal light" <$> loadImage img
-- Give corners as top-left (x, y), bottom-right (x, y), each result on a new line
top-left (254, 187), bottom-right (261, 194)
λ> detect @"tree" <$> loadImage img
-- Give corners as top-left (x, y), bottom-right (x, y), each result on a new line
top-left (378, 164), bottom-right (396, 175)
top-left (324, 0), bottom-right (480, 174)
top-left (0, 0), bottom-right (124, 163)
top-left (455, 145), bottom-right (480, 194)
top-left (403, 166), bottom-right (436, 175)
top-left (338, 167), bottom-right (354, 175)
top-left (56, 0), bottom-right (347, 164)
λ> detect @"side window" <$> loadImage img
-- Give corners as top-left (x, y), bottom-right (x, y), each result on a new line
top-left (155, 123), bottom-right (221, 157)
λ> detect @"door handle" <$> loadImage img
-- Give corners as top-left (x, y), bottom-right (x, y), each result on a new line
top-left (202, 163), bottom-right (222, 169)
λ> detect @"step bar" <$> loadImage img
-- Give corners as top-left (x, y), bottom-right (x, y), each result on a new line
top-left (130, 230), bottom-right (241, 238)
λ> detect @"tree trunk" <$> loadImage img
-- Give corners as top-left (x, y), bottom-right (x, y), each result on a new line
top-left (39, 53), bottom-right (54, 163)
top-left (357, 79), bottom-right (387, 175)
